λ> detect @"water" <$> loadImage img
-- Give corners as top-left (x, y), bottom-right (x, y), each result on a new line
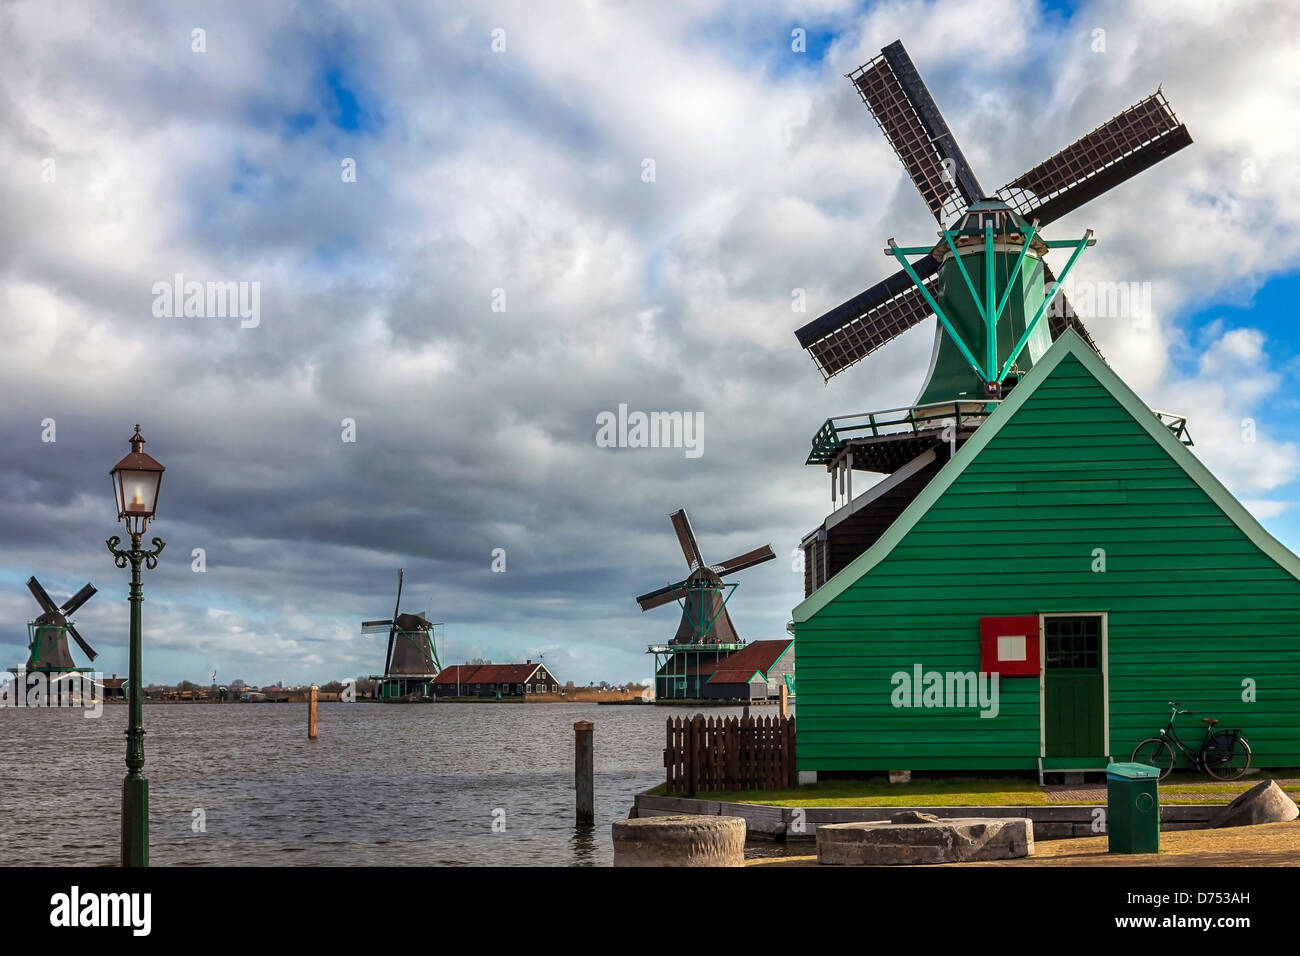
top-left (0, 701), bottom-right (750, 866)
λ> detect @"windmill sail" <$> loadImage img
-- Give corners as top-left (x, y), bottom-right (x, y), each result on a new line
top-left (999, 89), bottom-right (1191, 226)
top-left (795, 40), bottom-right (1188, 383)
top-left (850, 40), bottom-right (983, 224)
top-left (796, 262), bottom-right (940, 381)
top-left (385, 568), bottom-right (404, 675)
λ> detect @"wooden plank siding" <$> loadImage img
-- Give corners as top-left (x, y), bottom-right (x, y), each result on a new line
top-left (795, 350), bottom-right (1300, 772)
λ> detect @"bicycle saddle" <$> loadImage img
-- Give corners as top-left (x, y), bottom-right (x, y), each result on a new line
top-left (1201, 717), bottom-right (1219, 726)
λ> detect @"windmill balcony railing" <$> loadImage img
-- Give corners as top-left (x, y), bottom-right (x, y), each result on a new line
top-left (808, 400), bottom-right (1193, 465)
top-left (647, 642), bottom-right (746, 654)
top-left (807, 400), bottom-right (998, 466)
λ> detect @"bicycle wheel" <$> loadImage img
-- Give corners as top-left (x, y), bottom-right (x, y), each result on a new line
top-left (1203, 736), bottom-right (1252, 781)
top-left (1131, 738), bottom-right (1176, 780)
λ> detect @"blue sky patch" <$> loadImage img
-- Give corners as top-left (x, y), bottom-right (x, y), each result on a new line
top-left (325, 67), bottom-right (380, 132)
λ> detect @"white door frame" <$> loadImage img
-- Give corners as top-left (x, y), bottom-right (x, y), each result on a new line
top-left (1038, 612), bottom-right (1109, 760)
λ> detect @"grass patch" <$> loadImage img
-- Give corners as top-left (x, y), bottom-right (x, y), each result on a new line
top-left (673, 776), bottom-right (1048, 808)
top-left (645, 770), bottom-right (1300, 808)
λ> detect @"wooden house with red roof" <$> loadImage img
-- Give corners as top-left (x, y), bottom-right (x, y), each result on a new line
top-left (430, 660), bottom-right (561, 699)
top-left (699, 638), bottom-right (795, 701)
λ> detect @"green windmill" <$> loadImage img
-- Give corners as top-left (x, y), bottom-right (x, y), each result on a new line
top-left (796, 38), bottom-right (1193, 591)
top-left (797, 40), bottom-right (1191, 393)
top-left (887, 197), bottom-right (1093, 405)
top-left (636, 510), bottom-right (776, 700)
top-left (23, 576), bottom-right (99, 673)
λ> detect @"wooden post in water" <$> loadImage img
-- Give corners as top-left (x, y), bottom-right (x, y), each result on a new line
top-left (574, 720), bottom-right (594, 825)
top-left (308, 685), bottom-right (319, 739)
top-left (779, 683), bottom-right (789, 718)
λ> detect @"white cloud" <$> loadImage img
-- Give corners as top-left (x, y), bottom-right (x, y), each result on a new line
top-left (1242, 499), bottom-right (1291, 520)
top-left (3, 0), bottom-right (1300, 682)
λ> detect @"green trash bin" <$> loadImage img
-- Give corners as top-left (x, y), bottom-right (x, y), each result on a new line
top-left (1107, 761), bottom-right (1160, 854)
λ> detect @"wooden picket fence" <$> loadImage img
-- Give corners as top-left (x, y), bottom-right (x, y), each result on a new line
top-left (664, 714), bottom-right (797, 795)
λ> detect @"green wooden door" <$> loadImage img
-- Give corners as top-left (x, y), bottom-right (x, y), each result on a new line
top-left (1044, 617), bottom-right (1104, 758)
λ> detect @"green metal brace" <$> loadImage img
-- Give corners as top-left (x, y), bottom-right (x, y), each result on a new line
top-left (996, 231), bottom-right (1095, 383)
top-left (985, 223), bottom-right (996, 382)
top-left (888, 225), bottom-right (1094, 389)
top-left (671, 579), bottom-right (738, 641)
top-left (888, 240), bottom-right (985, 378)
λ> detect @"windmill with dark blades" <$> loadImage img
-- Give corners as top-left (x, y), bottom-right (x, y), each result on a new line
top-left (18, 576), bottom-right (99, 676)
top-left (796, 39), bottom-right (1194, 596)
top-left (636, 509), bottom-right (775, 700)
top-left (362, 568), bottom-right (443, 700)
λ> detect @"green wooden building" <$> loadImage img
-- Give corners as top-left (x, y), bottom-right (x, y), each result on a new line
top-left (786, 43), bottom-right (1291, 779)
top-left (793, 330), bottom-right (1300, 777)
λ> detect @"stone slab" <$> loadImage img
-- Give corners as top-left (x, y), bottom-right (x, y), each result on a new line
top-left (817, 812), bottom-right (1034, 865)
top-left (629, 793), bottom-right (1219, 843)
top-left (1209, 780), bottom-right (1299, 829)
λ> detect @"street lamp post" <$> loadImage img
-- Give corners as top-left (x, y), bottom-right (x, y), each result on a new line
top-left (106, 424), bottom-right (165, 868)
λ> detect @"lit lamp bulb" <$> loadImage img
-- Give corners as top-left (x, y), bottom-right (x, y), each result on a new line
top-left (110, 425), bottom-right (164, 524)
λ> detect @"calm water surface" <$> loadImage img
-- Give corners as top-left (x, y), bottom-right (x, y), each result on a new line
top-left (0, 701), bottom-right (751, 866)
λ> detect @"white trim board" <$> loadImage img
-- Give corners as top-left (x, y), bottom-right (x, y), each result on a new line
top-left (1038, 612), bottom-right (1109, 760)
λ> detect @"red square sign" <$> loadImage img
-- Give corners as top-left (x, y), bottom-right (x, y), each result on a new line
top-left (980, 616), bottom-right (1040, 677)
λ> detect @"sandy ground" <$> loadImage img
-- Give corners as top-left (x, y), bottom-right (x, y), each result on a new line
top-left (750, 821), bottom-right (1300, 867)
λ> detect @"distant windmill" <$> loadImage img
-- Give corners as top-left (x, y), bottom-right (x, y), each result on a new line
top-left (635, 510), bottom-right (775, 645)
top-left (24, 576), bottom-right (98, 672)
top-left (361, 569), bottom-right (442, 699)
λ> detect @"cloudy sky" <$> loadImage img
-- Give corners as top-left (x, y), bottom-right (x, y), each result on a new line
top-left (1, 0), bottom-right (1298, 687)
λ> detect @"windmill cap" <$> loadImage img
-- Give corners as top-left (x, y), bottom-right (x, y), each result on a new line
top-left (394, 611), bottom-right (431, 630)
top-left (942, 198), bottom-right (1046, 256)
top-left (954, 196), bottom-right (1025, 223)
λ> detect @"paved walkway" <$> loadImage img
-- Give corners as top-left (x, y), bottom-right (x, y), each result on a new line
top-left (1041, 777), bottom-right (1300, 804)
top-left (964, 821), bottom-right (1300, 866)
top-left (750, 821), bottom-right (1300, 866)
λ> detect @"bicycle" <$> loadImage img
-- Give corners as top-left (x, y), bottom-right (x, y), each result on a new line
top-left (1130, 701), bottom-right (1251, 781)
